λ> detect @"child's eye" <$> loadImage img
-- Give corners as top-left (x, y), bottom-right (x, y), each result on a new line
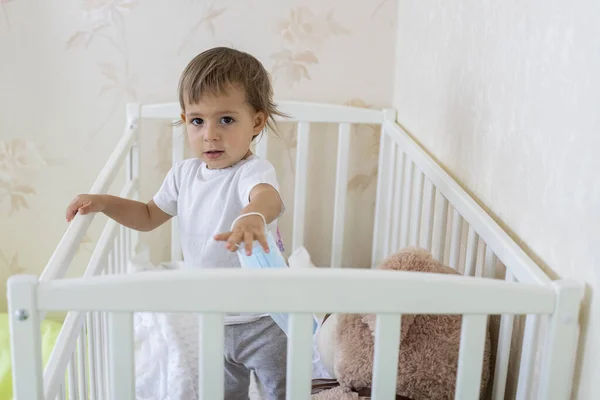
top-left (220, 116), bottom-right (234, 125)
top-left (190, 118), bottom-right (203, 126)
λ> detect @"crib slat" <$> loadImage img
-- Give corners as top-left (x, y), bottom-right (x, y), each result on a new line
top-left (113, 247), bottom-right (118, 276)
top-left (199, 313), bottom-right (225, 400)
top-left (474, 239), bottom-right (486, 277)
top-left (129, 139), bottom-right (141, 258)
top-left (124, 227), bottom-right (130, 271)
top-left (109, 312), bottom-right (135, 399)
top-left (68, 353), bottom-right (79, 400)
top-left (419, 178), bottom-right (436, 251)
top-left (399, 160), bottom-right (414, 249)
top-left (492, 272), bottom-right (516, 400)
top-left (293, 122), bottom-right (310, 251)
top-left (126, 138), bottom-right (133, 182)
top-left (483, 244), bottom-right (497, 279)
top-left (77, 331), bottom-right (88, 400)
top-left (58, 382), bottom-right (66, 400)
top-left (455, 314), bottom-right (488, 400)
top-left (86, 313), bottom-right (97, 400)
top-left (124, 145), bottom-right (132, 267)
top-left (372, 130), bottom-right (391, 266)
top-left (109, 250), bottom-right (115, 276)
top-left (112, 237), bottom-right (119, 276)
top-left (103, 311), bottom-right (110, 397)
top-left (390, 150), bottom-right (405, 254)
top-left (286, 313), bottom-right (314, 400)
top-left (120, 226), bottom-right (126, 274)
top-left (431, 192), bottom-right (448, 262)
top-left (331, 123), bottom-right (351, 268)
top-left (371, 314), bottom-right (402, 400)
top-left (516, 315), bottom-right (540, 399)
top-left (171, 122), bottom-right (185, 261)
top-left (464, 226), bottom-right (479, 276)
top-left (449, 209), bottom-right (463, 269)
top-left (382, 143), bottom-right (397, 257)
top-left (94, 312), bottom-right (104, 399)
top-left (409, 169), bottom-right (424, 246)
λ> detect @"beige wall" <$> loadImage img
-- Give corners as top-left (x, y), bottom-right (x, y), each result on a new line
top-left (0, 0), bottom-right (397, 309)
top-left (393, 1), bottom-right (599, 398)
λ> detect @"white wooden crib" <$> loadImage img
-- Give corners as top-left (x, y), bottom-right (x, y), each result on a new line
top-left (7, 101), bottom-right (583, 400)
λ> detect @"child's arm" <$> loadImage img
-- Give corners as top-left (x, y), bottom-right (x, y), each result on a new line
top-left (214, 183), bottom-right (283, 255)
top-left (66, 194), bottom-right (172, 232)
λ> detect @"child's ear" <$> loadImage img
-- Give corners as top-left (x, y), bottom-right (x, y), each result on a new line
top-left (253, 112), bottom-right (267, 134)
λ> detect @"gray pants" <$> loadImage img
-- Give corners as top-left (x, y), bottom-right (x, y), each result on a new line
top-left (224, 316), bottom-right (287, 400)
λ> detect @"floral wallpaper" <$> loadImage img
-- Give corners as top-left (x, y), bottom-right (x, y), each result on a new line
top-left (393, 1), bottom-right (600, 398)
top-left (0, 0), bottom-right (397, 310)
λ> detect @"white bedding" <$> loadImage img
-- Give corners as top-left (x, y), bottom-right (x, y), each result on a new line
top-left (129, 246), bottom-right (331, 400)
top-left (133, 312), bottom-right (330, 400)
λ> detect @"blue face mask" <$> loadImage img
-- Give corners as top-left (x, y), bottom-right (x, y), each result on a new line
top-left (233, 213), bottom-right (318, 336)
top-left (236, 230), bottom-right (288, 269)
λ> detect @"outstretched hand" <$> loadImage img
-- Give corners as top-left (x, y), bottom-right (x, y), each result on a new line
top-left (214, 214), bottom-right (270, 256)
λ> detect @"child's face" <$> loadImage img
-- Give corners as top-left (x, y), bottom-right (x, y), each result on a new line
top-left (181, 85), bottom-right (266, 169)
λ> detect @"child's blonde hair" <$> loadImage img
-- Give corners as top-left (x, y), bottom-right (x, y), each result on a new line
top-left (177, 47), bottom-right (287, 138)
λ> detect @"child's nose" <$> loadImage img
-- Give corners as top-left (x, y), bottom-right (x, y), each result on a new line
top-left (204, 124), bottom-right (219, 141)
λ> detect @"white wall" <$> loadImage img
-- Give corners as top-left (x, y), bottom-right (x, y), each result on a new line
top-left (393, 1), bottom-right (599, 398)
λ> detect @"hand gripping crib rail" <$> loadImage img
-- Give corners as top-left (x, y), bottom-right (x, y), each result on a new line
top-left (7, 101), bottom-right (584, 400)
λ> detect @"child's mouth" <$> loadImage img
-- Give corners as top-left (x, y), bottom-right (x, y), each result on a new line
top-left (204, 150), bottom-right (224, 159)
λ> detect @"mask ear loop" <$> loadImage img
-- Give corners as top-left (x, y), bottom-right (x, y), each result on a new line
top-left (230, 212), bottom-right (268, 232)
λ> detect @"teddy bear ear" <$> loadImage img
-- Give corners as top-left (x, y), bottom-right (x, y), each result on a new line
top-left (360, 314), bottom-right (377, 333)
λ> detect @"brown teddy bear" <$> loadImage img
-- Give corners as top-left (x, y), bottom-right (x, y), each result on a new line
top-left (310, 247), bottom-right (492, 400)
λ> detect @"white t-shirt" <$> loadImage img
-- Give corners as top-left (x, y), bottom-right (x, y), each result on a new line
top-left (153, 154), bottom-right (285, 324)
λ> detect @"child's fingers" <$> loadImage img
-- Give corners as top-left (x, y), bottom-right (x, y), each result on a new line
top-left (257, 233), bottom-right (269, 253)
top-left (243, 232), bottom-right (253, 255)
top-left (226, 231), bottom-right (244, 252)
top-left (66, 205), bottom-right (78, 222)
top-left (78, 204), bottom-right (90, 215)
top-left (66, 199), bottom-right (82, 221)
top-left (213, 231), bottom-right (232, 241)
top-left (77, 200), bottom-right (96, 216)
top-left (66, 200), bottom-right (88, 221)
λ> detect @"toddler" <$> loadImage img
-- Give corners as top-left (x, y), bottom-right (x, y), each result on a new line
top-left (66, 47), bottom-right (288, 400)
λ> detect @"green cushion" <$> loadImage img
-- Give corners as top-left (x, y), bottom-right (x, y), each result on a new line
top-left (0, 313), bottom-right (63, 399)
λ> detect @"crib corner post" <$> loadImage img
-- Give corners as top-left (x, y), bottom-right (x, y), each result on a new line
top-left (126, 102), bottom-right (141, 131)
top-left (371, 107), bottom-right (398, 268)
top-left (7, 275), bottom-right (44, 400)
top-left (126, 103), bottom-right (141, 261)
top-left (382, 108), bottom-right (397, 122)
top-left (537, 279), bottom-right (584, 400)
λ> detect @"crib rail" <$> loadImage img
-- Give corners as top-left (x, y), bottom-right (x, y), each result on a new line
top-left (42, 180), bottom-right (137, 399)
top-left (371, 118), bottom-right (565, 399)
top-left (373, 120), bottom-right (550, 286)
top-left (35, 103), bottom-right (141, 399)
top-left (36, 269), bottom-right (556, 315)
top-left (39, 118), bottom-right (138, 283)
top-left (370, 118), bottom-right (586, 400)
top-left (9, 269), bottom-right (565, 400)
